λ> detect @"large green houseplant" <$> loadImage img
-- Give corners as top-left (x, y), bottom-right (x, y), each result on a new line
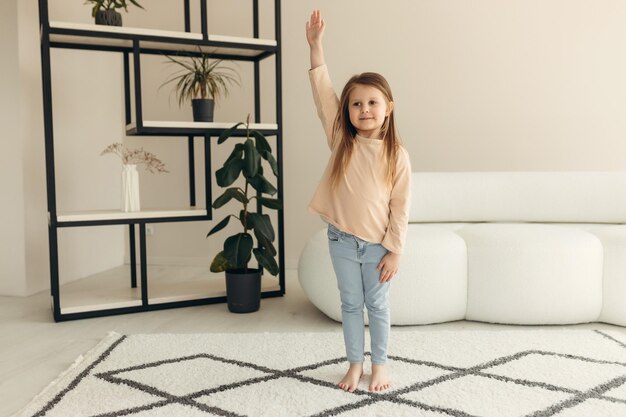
top-left (85, 0), bottom-right (144, 26)
top-left (160, 48), bottom-right (240, 122)
top-left (207, 116), bottom-right (281, 313)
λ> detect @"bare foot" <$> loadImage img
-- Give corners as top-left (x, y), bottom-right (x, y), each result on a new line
top-left (370, 363), bottom-right (391, 391)
top-left (338, 363), bottom-right (363, 392)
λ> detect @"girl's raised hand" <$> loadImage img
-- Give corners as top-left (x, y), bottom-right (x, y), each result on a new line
top-left (306, 9), bottom-right (325, 46)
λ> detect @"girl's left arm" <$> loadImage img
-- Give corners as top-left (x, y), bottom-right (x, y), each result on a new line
top-left (378, 148), bottom-right (412, 282)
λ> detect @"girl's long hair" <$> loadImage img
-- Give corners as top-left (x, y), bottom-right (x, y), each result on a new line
top-left (329, 72), bottom-right (401, 190)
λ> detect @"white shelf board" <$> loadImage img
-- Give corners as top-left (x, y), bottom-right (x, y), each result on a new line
top-left (148, 281), bottom-right (280, 305)
top-left (208, 34), bottom-right (276, 47)
top-left (57, 208), bottom-right (208, 222)
top-left (49, 21), bottom-right (276, 56)
top-left (50, 21), bottom-right (203, 40)
top-left (58, 265), bottom-right (281, 314)
top-left (149, 293), bottom-right (221, 304)
top-left (61, 299), bottom-right (142, 315)
top-left (127, 120), bottom-right (278, 130)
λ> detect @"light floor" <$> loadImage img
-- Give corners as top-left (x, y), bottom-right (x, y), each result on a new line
top-left (2, 268), bottom-right (625, 417)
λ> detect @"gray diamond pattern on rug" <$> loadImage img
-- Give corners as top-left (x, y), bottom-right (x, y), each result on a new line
top-left (15, 330), bottom-right (626, 417)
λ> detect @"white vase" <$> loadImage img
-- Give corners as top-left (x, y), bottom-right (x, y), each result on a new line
top-left (121, 164), bottom-right (140, 212)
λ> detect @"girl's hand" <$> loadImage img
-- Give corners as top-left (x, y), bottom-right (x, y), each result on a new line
top-left (377, 252), bottom-right (401, 283)
top-left (306, 9), bottom-right (325, 46)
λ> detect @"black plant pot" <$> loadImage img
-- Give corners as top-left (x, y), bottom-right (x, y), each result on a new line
top-left (192, 98), bottom-right (215, 122)
top-left (95, 10), bottom-right (122, 26)
top-left (225, 268), bottom-right (261, 313)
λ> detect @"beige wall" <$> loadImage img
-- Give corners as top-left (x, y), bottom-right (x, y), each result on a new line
top-left (283, 0), bottom-right (626, 272)
top-left (3, 0), bottom-right (626, 295)
top-left (0, 0), bottom-right (27, 295)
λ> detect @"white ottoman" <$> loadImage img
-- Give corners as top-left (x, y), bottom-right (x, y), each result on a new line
top-left (392, 225), bottom-right (467, 324)
top-left (297, 228), bottom-right (340, 321)
top-left (297, 225), bottom-right (467, 325)
top-left (456, 223), bottom-right (603, 325)
top-left (588, 225), bottom-right (626, 326)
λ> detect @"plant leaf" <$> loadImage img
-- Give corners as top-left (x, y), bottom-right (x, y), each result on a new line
top-left (210, 251), bottom-right (231, 273)
top-left (246, 212), bottom-right (259, 234)
top-left (252, 130), bottom-right (271, 154)
top-left (250, 213), bottom-right (274, 242)
top-left (206, 216), bottom-right (231, 237)
top-left (261, 150), bottom-right (279, 177)
top-left (248, 173), bottom-right (277, 196)
top-left (218, 122), bottom-right (244, 144)
top-left (258, 197), bottom-right (282, 210)
top-left (225, 143), bottom-right (244, 165)
top-left (240, 210), bottom-right (253, 230)
top-left (128, 0), bottom-right (145, 10)
top-left (254, 228), bottom-right (276, 256)
top-left (213, 188), bottom-right (248, 209)
top-left (224, 233), bottom-right (253, 268)
top-left (216, 159), bottom-right (243, 187)
top-left (253, 247), bottom-right (279, 276)
top-left (243, 139), bottom-right (261, 178)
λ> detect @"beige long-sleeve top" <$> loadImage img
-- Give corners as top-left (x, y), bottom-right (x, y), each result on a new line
top-left (308, 64), bottom-right (412, 254)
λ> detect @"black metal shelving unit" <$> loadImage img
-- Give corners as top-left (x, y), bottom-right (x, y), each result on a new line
top-left (38, 0), bottom-right (284, 321)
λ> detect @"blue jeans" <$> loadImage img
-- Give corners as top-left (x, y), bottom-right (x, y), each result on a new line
top-left (327, 223), bottom-right (390, 365)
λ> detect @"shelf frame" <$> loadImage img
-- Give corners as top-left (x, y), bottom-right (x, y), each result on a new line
top-left (126, 121), bottom-right (279, 137)
top-left (47, 19), bottom-right (278, 59)
top-left (56, 208), bottom-right (211, 227)
top-left (56, 291), bottom-right (283, 321)
top-left (38, 0), bottom-right (285, 321)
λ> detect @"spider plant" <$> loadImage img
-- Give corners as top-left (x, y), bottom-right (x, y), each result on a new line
top-left (85, 0), bottom-right (144, 17)
top-left (160, 48), bottom-right (240, 108)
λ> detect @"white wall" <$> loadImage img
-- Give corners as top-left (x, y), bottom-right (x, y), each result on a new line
top-left (3, 0), bottom-right (626, 295)
top-left (282, 0), bottom-right (626, 271)
top-left (0, 0), bottom-right (27, 295)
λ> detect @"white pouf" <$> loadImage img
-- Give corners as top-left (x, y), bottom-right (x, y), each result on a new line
top-left (588, 225), bottom-right (626, 326)
top-left (391, 225), bottom-right (467, 324)
top-left (297, 225), bottom-right (467, 325)
top-left (456, 223), bottom-right (604, 325)
top-left (297, 228), bottom-right (340, 322)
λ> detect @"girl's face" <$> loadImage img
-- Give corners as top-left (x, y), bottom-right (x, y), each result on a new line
top-left (348, 84), bottom-right (393, 139)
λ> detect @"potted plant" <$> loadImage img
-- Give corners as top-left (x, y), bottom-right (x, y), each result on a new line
top-left (160, 48), bottom-right (240, 122)
top-left (207, 115), bottom-right (282, 313)
top-left (101, 142), bottom-right (168, 212)
top-left (85, 0), bottom-right (144, 26)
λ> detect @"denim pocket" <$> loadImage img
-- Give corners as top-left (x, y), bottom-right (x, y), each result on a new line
top-left (327, 226), bottom-right (341, 242)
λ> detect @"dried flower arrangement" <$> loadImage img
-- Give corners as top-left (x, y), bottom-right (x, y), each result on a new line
top-left (101, 143), bottom-right (169, 173)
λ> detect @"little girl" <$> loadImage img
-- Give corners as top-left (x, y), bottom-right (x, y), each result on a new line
top-left (305, 10), bottom-right (412, 393)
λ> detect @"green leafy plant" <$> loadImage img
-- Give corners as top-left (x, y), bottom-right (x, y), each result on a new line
top-left (160, 48), bottom-right (240, 108)
top-left (85, 0), bottom-right (144, 17)
top-left (207, 115), bottom-right (282, 275)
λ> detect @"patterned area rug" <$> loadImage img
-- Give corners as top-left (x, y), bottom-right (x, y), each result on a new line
top-left (15, 330), bottom-right (626, 417)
